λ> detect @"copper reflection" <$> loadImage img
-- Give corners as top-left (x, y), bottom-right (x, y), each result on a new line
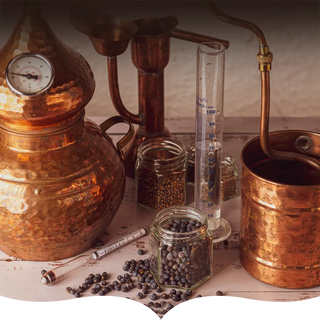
top-left (0, 7), bottom-right (94, 126)
top-left (241, 132), bottom-right (320, 288)
top-left (0, 3), bottom-right (134, 261)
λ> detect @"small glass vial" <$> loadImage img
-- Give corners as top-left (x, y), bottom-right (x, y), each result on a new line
top-left (221, 154), bottom-right (238, 201)
top-left (135, 137), bottom-right (187, 211)
top-left (149, 206), bottom-right (213, 290)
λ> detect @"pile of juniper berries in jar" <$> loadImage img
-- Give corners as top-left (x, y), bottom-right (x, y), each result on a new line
top-left (150, 217), bottom-right (213, 289)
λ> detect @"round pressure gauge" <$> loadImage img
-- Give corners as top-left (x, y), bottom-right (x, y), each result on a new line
top-left (6, 53), bottom-right (55, 99)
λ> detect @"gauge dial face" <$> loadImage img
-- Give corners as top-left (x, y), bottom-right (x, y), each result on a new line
top-left (6, 53), bottom-right (55, 99)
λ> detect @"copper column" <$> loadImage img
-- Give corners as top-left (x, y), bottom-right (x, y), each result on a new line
top-left (70, 11), bottom-right (230, 177)
top-left (108, 17), bottom-right (230, 177)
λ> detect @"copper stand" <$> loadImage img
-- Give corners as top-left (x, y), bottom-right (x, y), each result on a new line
top-left (70, 12), bottom-right (229, 177)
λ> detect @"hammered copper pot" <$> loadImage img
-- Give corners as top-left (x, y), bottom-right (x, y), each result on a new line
top-left (0, 3), bottom-right (134, 261)
top-left (240, 130), bottom-right (320, 288)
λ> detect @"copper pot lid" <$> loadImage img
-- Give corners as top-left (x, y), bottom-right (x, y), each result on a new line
top-left (0, 2), bottom-right (95, 127)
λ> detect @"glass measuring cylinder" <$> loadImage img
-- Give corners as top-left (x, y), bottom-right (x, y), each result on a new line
top-left (195, 42), bottom-right (227, 232)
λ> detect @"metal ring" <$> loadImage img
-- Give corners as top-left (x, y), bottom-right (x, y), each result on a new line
top-left (295, 135), bottom-right (314, 153)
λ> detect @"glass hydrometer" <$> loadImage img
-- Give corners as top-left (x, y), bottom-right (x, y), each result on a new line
top-left (41, 228), bottom-right (147, 285)
top-left (194, 42), bottom-right (231, 242)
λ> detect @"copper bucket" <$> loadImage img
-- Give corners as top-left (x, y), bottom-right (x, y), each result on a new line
top-left (240, 131), bottom-right (320, 288)
top-left (204, 2), bottom-right (320, 288)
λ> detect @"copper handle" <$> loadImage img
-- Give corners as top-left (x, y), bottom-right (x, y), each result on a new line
top-left (100, 116), bottom-right (135, 161)
top-left (107, 56), bottom-right (140, 124)
top-left (207, 1), bottom-right (320, 172)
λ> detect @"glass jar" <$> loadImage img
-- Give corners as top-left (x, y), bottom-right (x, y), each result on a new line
top-left (186, 141), bottom-right (195, 185)
top-left (186, 142), bottom-right (238, 203)
top-left (135, 137), bottom-right (187, 211)
top-left (149, 206), bottom-right (213, 290)
top-left (221, 154), bottom-right (238, 201)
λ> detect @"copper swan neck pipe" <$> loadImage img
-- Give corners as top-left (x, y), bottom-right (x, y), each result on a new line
top-left (206, 1), bottom-right (267, 48)
top-left (206, 1), bottom-right (320, 172)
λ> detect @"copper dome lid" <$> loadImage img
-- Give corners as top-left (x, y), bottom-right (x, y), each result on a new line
top-left (0, 2), bottom-right (95, 127)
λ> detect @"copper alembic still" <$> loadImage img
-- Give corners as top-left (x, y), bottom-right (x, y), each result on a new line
top-left (69, 6), bottom-right (230, 177)
top-left (0, 0), bottom-right (319, 293)
top-left (204, 4), bottom-right (320, 289)
top-left (0, 2), bottom-right (135, 261)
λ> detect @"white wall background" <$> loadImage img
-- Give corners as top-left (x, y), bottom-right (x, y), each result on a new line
top-left (1, 1), bottom-right (319, 119)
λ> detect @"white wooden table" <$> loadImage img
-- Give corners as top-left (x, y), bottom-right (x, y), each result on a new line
top-left (1, 117), bottom-right (320, 304)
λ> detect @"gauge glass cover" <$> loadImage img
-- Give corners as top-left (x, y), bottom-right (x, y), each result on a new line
top-left (6, 53), bottom-right (54, 99)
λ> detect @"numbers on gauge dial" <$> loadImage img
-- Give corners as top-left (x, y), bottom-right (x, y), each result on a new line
top-left (8, 55), bottom-right (52, 95)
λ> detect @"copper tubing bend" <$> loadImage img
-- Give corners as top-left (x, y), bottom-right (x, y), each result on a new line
top-left (260, 73), bottom-right (320, 171)
top-left (107, 56), bottom-right (140, 124)
top-left (172, 28), bottom-right (230, 49)
top-left (206, 1), bottom-right (320, 172)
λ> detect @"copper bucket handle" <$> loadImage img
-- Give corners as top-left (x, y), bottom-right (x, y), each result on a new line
top-left (100, 116), bottom-right (135, 161)
top-left (207, 1), bottom-right (320, 172)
